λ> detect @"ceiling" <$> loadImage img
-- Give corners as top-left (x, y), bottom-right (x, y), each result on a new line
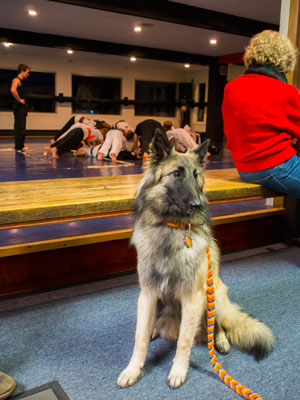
top-left (0, 0), bottom-right (282, 67)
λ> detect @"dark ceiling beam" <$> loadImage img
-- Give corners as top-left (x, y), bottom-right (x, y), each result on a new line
top-left (49, 0), bottom-right (279, 37)
top-left (0, 28), bottom-right (216, 65)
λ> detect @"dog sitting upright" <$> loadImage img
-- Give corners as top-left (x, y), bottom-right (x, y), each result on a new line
top-left (118, 130), bottom-right (274, 389)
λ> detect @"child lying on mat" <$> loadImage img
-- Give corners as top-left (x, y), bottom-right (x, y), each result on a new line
top-left (52, 115), bottom-right (107, 143)
top-left (76, 126), bottom-right (140, 161)
top-left (44, 122), bottom-right (110, 158)
top-left (163, 121), bottom-right (201, 153)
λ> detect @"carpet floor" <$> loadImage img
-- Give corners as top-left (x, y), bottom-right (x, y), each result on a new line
top-left (0, 243), bottom-right (299, 400)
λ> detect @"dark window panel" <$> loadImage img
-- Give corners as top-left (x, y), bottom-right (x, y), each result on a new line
top-left (198, 82), bottom-right (206, 121)
top-left (0, 69), bottom-right (55, 113)
top-left (0, 69), bottom-right (15, 111)
top-left (72, 75), bottom-right (121, 115)
top-left (135, 80), bottom-right (176, 117)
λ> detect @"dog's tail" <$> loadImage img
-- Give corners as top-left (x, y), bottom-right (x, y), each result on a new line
top-left (221, 301), bottom-right (275, 360)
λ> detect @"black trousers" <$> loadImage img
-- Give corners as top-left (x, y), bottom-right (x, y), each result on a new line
top-left (54, 116), bottom-right (75, 140)
top-left (51, 128), bottom-right (84, 156)
top-left (135, 119), bottom-right (163, 154)
top-left (13, 105), bottom-right (27, 150)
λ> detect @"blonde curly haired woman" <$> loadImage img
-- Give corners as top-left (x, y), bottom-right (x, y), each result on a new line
top-left (222, 30), bottom-right (300, 197)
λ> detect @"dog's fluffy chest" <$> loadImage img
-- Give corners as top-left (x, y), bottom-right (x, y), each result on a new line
top-left (132, 224), bottom-right (207, 296)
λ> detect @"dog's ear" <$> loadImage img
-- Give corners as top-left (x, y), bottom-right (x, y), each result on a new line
top-left (150, 128), bottom-right (173, 165)
top-left (193, 139), bottom-right (210, 165)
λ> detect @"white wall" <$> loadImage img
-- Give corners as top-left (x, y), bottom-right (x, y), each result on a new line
top-left (0, 45), bottom-right (208, 132)
top-left (279, 0), bottom-right (290, 36)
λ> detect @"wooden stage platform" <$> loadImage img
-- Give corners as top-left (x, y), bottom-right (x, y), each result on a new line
top-left (0, 168), bottom-right (283, 225)
top-left (0, 167), bottom-right (287, 296)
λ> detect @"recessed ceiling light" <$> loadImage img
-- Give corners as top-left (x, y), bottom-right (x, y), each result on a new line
top-left (3, 42), bottom-right (12, 47)
top-left (28, 9), bottom-right (37, 16)
top-left (67, 49), bottom-right (73, 54)
top-left (209, 39), bottom-right (217, 45)
top-left (130, 56), bottom-right (136, 62)
top-left (184, 64), bottom-right (190, 68)
top-left (134, 26), bottom-right (142, 32)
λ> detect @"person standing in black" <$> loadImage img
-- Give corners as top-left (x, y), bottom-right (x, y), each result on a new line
top-left (10, 64), bottom-right (30, 152)
top-left (135, 119), bottom-right (164, 162)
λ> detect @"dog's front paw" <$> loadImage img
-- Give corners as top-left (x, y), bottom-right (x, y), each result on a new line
top-left (215, 332), bottom-right (230, 354)
top-left (117, 367), bottom-right (142, 388)
top-left (167, 366), bottom-right (187, 389)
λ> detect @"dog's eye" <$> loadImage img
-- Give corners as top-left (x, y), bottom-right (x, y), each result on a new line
top-left (194, 170), bottom-right (198, 179)
top-left (173, 170), bottom-right (181, 177)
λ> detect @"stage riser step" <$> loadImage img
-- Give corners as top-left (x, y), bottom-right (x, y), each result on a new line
top-left (0, 215), bottom-right (285, 296)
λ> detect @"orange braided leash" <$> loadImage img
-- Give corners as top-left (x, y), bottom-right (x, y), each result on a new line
top-left (205, 245), bottom-right (264, 400)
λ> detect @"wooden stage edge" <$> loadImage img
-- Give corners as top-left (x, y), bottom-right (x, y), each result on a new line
top-left (0, 209), bottom-right (285, 258)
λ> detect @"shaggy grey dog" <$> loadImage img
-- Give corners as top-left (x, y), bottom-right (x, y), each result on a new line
top-left (118, 130), bottom-right (274, 389)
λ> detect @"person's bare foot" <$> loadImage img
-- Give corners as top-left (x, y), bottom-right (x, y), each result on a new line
top-left (97, 152), bottom-right (103, 161)
top-left (75, 149), bottom-right (86, 156)
top-left (142, 152), bottom-right (149, 164)
top-left (110, 153), bottom-right (117, 162)
top-left (43, 146), bottom-right (50, 156)
top-left (205, 152), bottom-right (211, 165)
top-left (50, 147), bottom-right (59, 158)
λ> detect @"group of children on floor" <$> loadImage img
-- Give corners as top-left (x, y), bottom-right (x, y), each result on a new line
top-left (43, 116), bottom-right (203, 161)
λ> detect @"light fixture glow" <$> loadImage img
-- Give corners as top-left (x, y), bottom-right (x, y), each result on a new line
top-left (28, 9), bottom-right (37, 16)
top-left (184, 64), bottom-right (190, 68)
top-left (130, 56), bottom-right (136, 62)
top-left (134, 26), bottom-right (142, 32)
top-left (67, 49), bottom-right (73, 54)
top-left (209, 39), bottom-right (217, 45)
top-left (3, 42), bottom-right (12, 47)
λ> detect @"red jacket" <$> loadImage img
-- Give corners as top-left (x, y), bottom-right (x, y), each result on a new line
top-left (222, 74), bottom-right (300, 172)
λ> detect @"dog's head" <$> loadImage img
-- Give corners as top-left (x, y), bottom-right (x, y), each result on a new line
top-left (150, 128), bottom-right (210, 168)
top-left (134, 129), bottom-right (210, 220)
